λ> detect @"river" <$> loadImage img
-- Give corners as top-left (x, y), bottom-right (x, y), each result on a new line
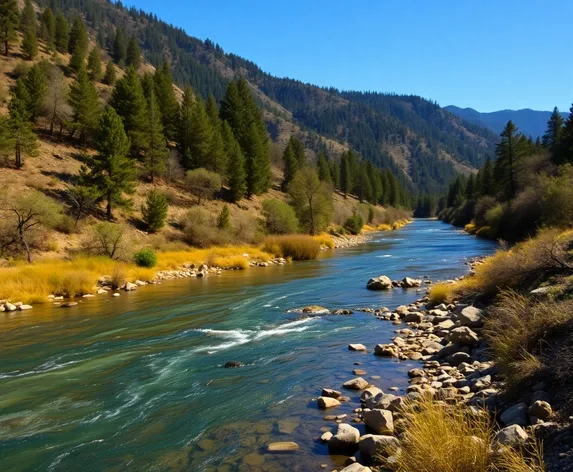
top-left (0, 219), bottom-right (496, 471)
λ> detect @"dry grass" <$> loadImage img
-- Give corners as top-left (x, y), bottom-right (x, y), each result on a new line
top-left (428, 282), bottom-right (456, 305)
top-left (384, 397), bottom-right (544, 472)
top-left (262, 235), bottom-right (321, 260)
top-left (313, 233), bottom-right (334, 249)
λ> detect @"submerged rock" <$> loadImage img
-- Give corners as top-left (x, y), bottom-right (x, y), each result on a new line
top-left (266, 441), bottom-right (299, 452)
top-left (302, 305), bottom-right (329, 314)
top-left (224, 361), bottom-right (243, 368)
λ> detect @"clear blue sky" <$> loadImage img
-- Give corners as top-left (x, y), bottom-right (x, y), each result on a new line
top-left (129, 0), bottom-right (572, 112)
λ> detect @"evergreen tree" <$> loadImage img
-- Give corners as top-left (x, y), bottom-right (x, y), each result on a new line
top-left (80, 106), bottom-right (136, 220)
top-left (494, 120), bottom-right (523, 200)
top-left (282, 140), bottom-right (298, 190)
top-left (69, 66), bottom-right (100, 145)
top-left (479, 159), bottom-right (494, 197)
top-left (205, 94), bottom-right (219, 127)
top-left (68, 17), bottom-right (89, 72)
top-left (207, 121), bottom-right (226, 176)
top-left (465, 173), bottom-right (476, 200)
top-left (103, 60), bottom-right (116, 85)
top-left (244, 122), bottom-right (266, 197)
top-left (219, 81), bottom-right (244, 136)
top-left (126, 35), bottom-right (141, 69)
top-left (329, 161), bottom-right (340, 188)
top-left (217, 205), bottom-right (231, 230)
top-left (0, 94), bottom-right (38, 168)
top-left (543, 108), bottom-right (564, 152)
top-left (222, 120), bottom-right (246, 202)
top-left (112, 28), bottom-right (127, 66)
top-left (317, 151), bottom-right (331, 183)
top-left (20, 0), bottom-right (37, 60)
top-left (340, 152), bottom-right (351, 197)
top-left (11, 77), bottom-right (30, 117)
top-left (40, 7), bottom-right (55, 51)
top-left (54, 12), bottom-right (69, 53)
top-left (144, 88), bottom-right (168, 182)
top-left (109, 66), bottom-right (149, 152)
top-left (0, 0), bottom-right (19, 56)
top-left (87, 46), bottom-right (103, 82)
top-left (141, 189), bottom-right (168, 232)
top-left (388, 174), bottom-right (401, 207)
top-left (24, 65), bottom-right (46, 123)
top-left (153, 62), bottom-right (178, 140)
top-left (289, 136), bottom-right (306, 168)
top-left (183, 94), bottom-right (211, 169)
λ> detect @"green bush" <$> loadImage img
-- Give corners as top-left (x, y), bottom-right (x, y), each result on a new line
top-left (133, 249), bottom-right (157, 268)
top-left (344, 213), bottom-right (364, 235)
top-left (142, 190), bottom-right (168, 233)
top-left (262, 199), bottom-right (299, 234)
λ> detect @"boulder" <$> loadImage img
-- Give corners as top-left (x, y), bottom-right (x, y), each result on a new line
top-left (459, 306), bottom-right (484, 327)
top-left (328, 423), bottom-right (361, 454)
top-left (363, 409), bottom-right (394, 434)
top-left (343, 377), bottom-right (369, 390)
top-left (359, 434), bottom-right (400, 461)
top-left (302, 305), bottom-right (329, 314)
top-left (18, 304), bottom-right (33, 310)
top-left (445, 351), bottom-right (472, 366)
top-left (318, 396), bottom-right (341, 409)
top-left (363, 393), bottom-right (401, 411)
top-left (408, 368), bottom-right (425, 378)
top-left (366, 276), bottom-right (393, 290)
top-left (320, 431), bottom-right (333, 442)
top-left (395, 305), bottom-right (409, 316)
top-left (124, 282), bottom-right (137, 291)
top-left (340, 464), bottom-right (372, 472)
top-left (500, 403), bottom-right (528, 426)
top-left (402, 277), bottom-right (422, 288)
top-left (266, 441), bottom-right (299, 452)
top-left (322, 388), bottom-right (342, 399)
top-left (349, 344), bottom-right (367, 351)
top-left (447, 327), bottom-right (479, 346)
top-left (404, 312), bottom-right (424, 323)
top-left (436, 319), bottom-right (455, 330)
top-left (4, 302), bottom-right (17, 311)
top-left (528, 400), bottom-right (552, 421)
top-left (360, 387), bottom-right (383, 402)
top-left (494, 425), bottom-right (529, 447)
top-left (374, 344), bottom-right (399, 357)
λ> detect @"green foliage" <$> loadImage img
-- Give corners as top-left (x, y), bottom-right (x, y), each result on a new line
top-left (494, 120), bottom-right (524, 201)
top-left (20, 0), bottom-right (37, 60)
top-left (40, 8), bottom-right (55, 51)
top-left (543, 107), bottom-right (564, 156)
top-left (126, 35), bottom-right (141, 69)
top-left (282, 139), bottom-right (298, 190)
top-left (185, 168), bottom-right (222, 204)
top-left (24, 65), bottom-right (46, 123)
top-left (80, 106), bottom-right (136, 219)
top-left (112, 28), bottom-right (127, 66)
top-left (67, 185), bottom-right (100, 224)
top-left (153, 62), bottom-right (179, 140)
top-left (103, 60), bottom-right (116, 85)
top-left (367, 205), bottom-right (375, 224)
top-left (54, 12), bottom-right (69, 53)
top-left (222, 121), bottom-right (246, 202)
top-left (141, 189), bottom-right (168, 233)
top-left (0, 93), bottom-right (38, 168)
top-left (217, 205), bottom-right (231, 230)
top-left (87, 47), bottom-right (103, 82)
top-left (344, 212), bottom-right (364, 235)
top-left (0, 0), bottom-right (19, 56)
top-left (317, 151), bottom-right (331, 183)
top-left (133, 248), bottom-right (157, 267)
top-left (144, 88), bottom-right (168, 182)
top-left (90, 222), bottom-right (125, 259)
top-left (262, 199), bottom-right (299, 234)
top-left (69, 66), bottom-right (100, 145)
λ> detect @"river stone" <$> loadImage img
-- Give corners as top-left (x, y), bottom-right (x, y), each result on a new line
top-left (343, 377), bottom-right (369, 390)
top-left (402, 277), bottom-right (422, 288)
top-left (322, 388), bottom-right (342, 399)
top-left (359, 434), bottom-right (400, 461)
top-left (242, 452), bottom-right (265, 466)
top-left (366, 276), bottom-right (392, 290)
top-left (18, 304), bottom-right (33, 310)
top-left (447, 327), bottom-right (479, 346)
top-left (340, 464), bottom-right (372, 472)
top-left (318, 396), bottom-right (341, 409)
top-left (349, 344), bottom-right (367, 351)
top-left (408, 368), bottom-right (425, 378)
top-left (124, 282), bottom-right (137, 291)
top-left (360, 387), bottom-right (383, 402)
top-left (328, 423), bottom-right (360, 454)
top-left (4, 302), bottom-right (17, 311)
top-left (277, 419), bottom-right (298, 434)
top-left (266, 441), bottom-right (299, 452)
top-left (224, 361), bottom-right (243, 368)
top-left (528, 400), bottom-right (552, 421)
top-left (364, 393), bottom-right (401, 411)
top-left (374, 344), bottom-right (399, 357)
top-left (404, 312), bottom-right (424, 323)
top-left (60, 302), bottom-right (78, 308)
top-left (320, 431), bottom-right (333, 442)
top-left (436, 319), bottom-right (455, 330)
top-left (446, 351), bottom-right (471, 366)
top-left (302, 305), bottom-right (329, 314)
top-left (459, 306), bottom-right (484, 327)
top-left (395, 305), bottom-right (409, 316)
top-left (363, 409), bottom-right (394, 434)
top-left (495, 425), bottom-right (529, 447)
top-left (500, 403), bottom-right (528, 426)
top-left (113, 293), bottom-right (120, 297)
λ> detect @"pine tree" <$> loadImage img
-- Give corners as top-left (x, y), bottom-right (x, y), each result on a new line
top-left (24, 65), bottom-right (46, 123)
top-left (184, 95), bottom-right (211, 169)
top-left (207, 122), bottom-right (226, 176)
top-left (126, 35), bottom-right (141, 69)
top-left (0, 0), bottom-right (18, 56)
top-left (87, 46), bottom-right (102, 82)
top-left (80, 106), bottom-right (136, 220)
top-left (479, 159), bottom-right (494, 197)
top-left (222, 120), bottom-right (246, 202)
top-left (68, 16), bottom-right (88, 56)
top-left (20, 0), bottom-right (37, 60)
top-left (141, 189), bottom-right (168, 232)
top-left (340, 152), bottom-right (351, 197)
top-left (282, 140), bottom-right (297, 190)
top-left (317, 151), bottom-right (331, 183)
top-left (543, 107), bottom-right (565, 161)
top-left (178, 87), bottom-right (194, 167)
top-left (109, 66), bottom-right (149, 152)
top-left (0, 94), bottom-right (38, 168)
top-left (153, 62), bottom-right (178, 141)
top-left (388, 174), bottom-right (401, 207)
top-left (54, 12), bottom-right (69, 53)
top-left (40, 8), bottom-right (55, 51)
top-left (494, 120), bottom-right (523, 201)
top-left (112, 28), bottom-right (127, 66)
top-left (11, 77), bottom-right (30, 117)
top-left (103, 60), bottom-right (116, 85)
top-left (144, 88), bottom-right (168, 182)
top-left (219, 81), bottom-right (244, 136)
top-left (244, 122), bottom-right (265, 197)
top-left (289, 136), bottom-right (306, 168)
top-left (217, 205), bottom-right (231, 230)
top-left (69, 66), bottom-right (100, 145)
top-left (205, 94), bottom-right (219, 127)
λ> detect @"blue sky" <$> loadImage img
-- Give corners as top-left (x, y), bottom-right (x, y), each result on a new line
top-left (129, 0), bottom-right (572, 112)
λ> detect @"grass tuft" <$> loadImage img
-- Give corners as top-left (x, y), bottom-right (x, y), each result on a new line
top-left (262, 235), bottom-right (321, 260)
top-left (428, 282), bottom-right (456, 305)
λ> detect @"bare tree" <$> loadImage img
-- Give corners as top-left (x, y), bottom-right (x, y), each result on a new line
top-left (41, 64), bottom-right (71, 135)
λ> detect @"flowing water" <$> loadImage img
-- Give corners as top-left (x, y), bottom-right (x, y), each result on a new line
top-left (0, 220), bottom-right (496, 472)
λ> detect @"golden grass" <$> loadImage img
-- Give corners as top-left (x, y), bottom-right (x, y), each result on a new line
top-left (313, 233), bottom-right (334, 249)
top-left (384, 397), bottom-right (544, 472)
top-left (428, 282), bottom-right (456, 305)
top-left (262, 234), bottom-right (321, 260)
top-left (377, 223), bottom-right (393, 231)
top-left (465, 222), bottom-right (477, 234)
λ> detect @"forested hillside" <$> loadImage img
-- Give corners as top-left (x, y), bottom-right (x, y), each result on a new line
top-left (33, 0), bottom-right (497, 193)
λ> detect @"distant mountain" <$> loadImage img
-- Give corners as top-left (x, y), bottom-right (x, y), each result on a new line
top-left (444, 106), bottom-right (568, 139)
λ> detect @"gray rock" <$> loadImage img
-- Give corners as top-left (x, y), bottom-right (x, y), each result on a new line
top-left (447, 327), bottom-right (479, 346)
top-left (374, 344), bottom-right (399, 357)
top-left (446, 351), bottom-right (472, 366)
top-left (328, 423), bottom-right (361, 454)
top-left (360, 387), bottom-right (383, 402)
top-left (363, 409), bottom-right (394, 434)
top-left (364, 393), bottom-right (401, 411)
top-left (500, 402), bottom-right (528, 426)
top-left (339, 464), bottom-right (372, 472)
top-left (4, 302), bottom-right (17, 311)
top-left (404, 312), bottom-right (424, 323)
top-left (349, 343), bottom-right (367, 351)
top-left (322, 388), bottom-right (342, 399)
top-left (318, 396), bottom-right (341, 409)
top-left (343, 377), bottom-right (369, 390)
top-left (402, 277), bottom-right (422, 288)
top-left (320, 431), bottom-right (333, 442)
top-left (494, 425), bottom-right (529, 447)
top-left (459, 306), bottom-right (484, 327)
top-left (366, 276), bottom-right (393, 290)
top-left (359, 434), bottom-right (400, 462)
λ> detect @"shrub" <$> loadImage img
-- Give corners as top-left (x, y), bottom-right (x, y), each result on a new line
top-left (217, 205), bottom-right (231, 230)
top-left (262, 199), bottom-right (299, 234)
top-left (484, 203), bottom-right (505, 239)
top-left (111, 264), bottom-right (127, 289)
top-left (88, 222), bottom-right (126, 259)
top-left (542, 170), bottom-right (573, 228)
top-left (133, 249), bottom-right (157, 268)
top-left (13, 62), bottom-right (31, 78)
top-left (142, 190), bottom-right (168, 233)
top-left (185, 168), bottom-right (222, 204)
top-left (54, 214), bottom-right (77, 234)
top-left (367, 205), bottom-right (375, 224)
top-left (313, 233), bottom-right (334, 249)
top-left (428, 282), bottom-right (455, 305)
top-left (343, 212), bottom-right (364, 235)
top-left (474, 196), bottom-right (498, 228)
top-left (262, 235), bottom-right (320, 260)
top-left (181, 208), bottom-right (227, 247)
top-left (288, 168), bottom-right (333, 235)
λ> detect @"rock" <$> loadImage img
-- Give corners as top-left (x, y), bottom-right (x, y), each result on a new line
top-left (500, 403), bottom-right (529, 426)
top-left (366, 276), bottom-right (393, 290)
top-left (322, 388), bottom-right (342, 399)
top-left (60, 302), bottom-right (78, 308)
top-left (363, 409), bottom-right (394, 434)
top-left (436, 319), bottom-right (455, 330)
top-left (318, 397), bottom-right (341, 409)
top-left (395, 305), bottom-right (409, 316)
top-left (113, 293), bottom-right (120, 297)
top-left (266, 441), bottom-right (299, 452)
top-left (97, 288), bottom-right (108, 294)
top-left (404, 312), bottom-right (424, 323)
top-left (374, 344), bottom-right (399, 357)
top-left (343, 377), bottom-right (369, 390)
top-left (328, 423), bottom-right (361, 454)
top-left (277, 419), bottom-right (298, 434)
top-left (124, 282), bottom-right (137, 291)
top-left (494, 425), bottom-right (529, 447)
top-left (447, 326), bottom-right (479, 346)
top-left (364, 393), bottom-right (401, 411)
top-left (18, 304), bottom-right (33, 310)
top-left (349, 343), bottom-right (367, 351)
top-left (4, 302), bottom-right (17, 311)
top-left (459, 306), bottom-right (484, 327)
top-left (353, 369), bottom-right (367, 376)
top-left (407, 368), bottom-right (425, 378)
top-left (528, 400), bottom-right (552, 421)
top-left (402, 277), bottom-right (422, 288)
top-left (320, 431), bottom-right (333, 442)
top-left (302, 305), bottom-right (329, 314)
top-left (359, 434), bottom-right (400, 461)
top-left (333, 309), bottom-right (354, 315)
top-left (340, 463), bottom-right (372, 472)
top-left (224, 361), bottom-right (243, 368)
top-left (360, 387), bottom-right (384, 402)
top-left (445, 351), bottom-right (471, 366)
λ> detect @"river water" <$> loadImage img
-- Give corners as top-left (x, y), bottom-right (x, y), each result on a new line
top-left (0, 220), bottom-right (496, 471)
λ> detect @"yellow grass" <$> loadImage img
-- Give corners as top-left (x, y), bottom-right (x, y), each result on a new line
top-left (428, 282), bottom-right (456, 305)
top-left (377, 224), bottom-right (393, 231)
top-left (262, 235), bottom-right (321, 260)
top-left (465, 222), bottom-right (477, 234)
top-left (313, 233), bottom-right (334, 249)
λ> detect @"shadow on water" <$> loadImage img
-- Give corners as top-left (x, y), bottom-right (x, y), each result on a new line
top-left (0, 220), bottom-right (496, 471)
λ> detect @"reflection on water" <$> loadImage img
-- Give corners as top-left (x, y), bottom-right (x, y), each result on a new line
top-left (0, 220), bottom-right (496, 471)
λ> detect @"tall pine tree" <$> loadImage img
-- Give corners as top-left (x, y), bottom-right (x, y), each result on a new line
top-left (87, 46), bottom-right (103, 82)
top-left (40, 7), bottom-right (55, 51)
top-left (69, 66), bottom-right (100, 145)
top-left (54, 12), bottom-right (69, 53)
top-left (494, 120), bottom-right (523, 201)
top-left (282, 140), bottom-right (298, 190)
top-left (0, 0), bottom-right (19, 56)
top-left (20, 0), bottom-right (37, 60)
top-left (144, 88), bottom-right (168, 182)
top-left (153, 62), bottom-right (178, 141)
top-left (126, 35), bottom-right (141, 69)
top-left (222, 120), bottom-right (246, 202)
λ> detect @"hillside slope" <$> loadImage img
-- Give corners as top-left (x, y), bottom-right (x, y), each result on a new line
top-left (38, 0), bottom-right (497, 192)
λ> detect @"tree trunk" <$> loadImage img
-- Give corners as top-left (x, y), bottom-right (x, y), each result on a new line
top-left (19, 227), bottom-right (31, 263)
top-left (106, 190), bottom-right (112, 220)
top-left (4, 39), bottom-right (8, 56)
